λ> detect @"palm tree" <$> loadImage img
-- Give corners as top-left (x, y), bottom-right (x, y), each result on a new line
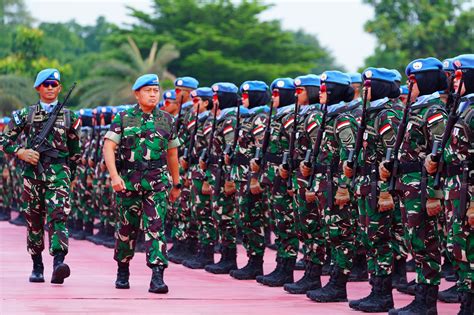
top-left (0, 74), bottom-right (36, 115)
top-left (78, 37), bottom-right (179, 106)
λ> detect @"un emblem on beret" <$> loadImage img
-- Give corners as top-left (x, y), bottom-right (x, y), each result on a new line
top-left (277, 80), bottom-right (285, 88)
top-left (443, 61), bottom-right (450, 68)
top-left (294, 79), bottom-right (301, 86)
top-left (177, 79), bottom-right (183, 86)
top-left (243, 83), bottom-right (250, 91)
top-left (320, 73), bottom-right (327, 81)
top-left (166, 92), bottom-right (171, 97)
top-left (365, 70), bottom-right (372, 79)
top-left (191, 91), bottom-right (197, 97)
top-left (53, 71), bottom-right (59, 79)
top-left (413, 62), bottom-right (423, 70)
top-left (213, 85), bottom-right (219, 92)
top-left (454, 60), bottom-right (462, 68)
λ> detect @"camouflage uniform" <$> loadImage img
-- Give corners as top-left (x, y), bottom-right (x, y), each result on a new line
top-left (105, 104), bottom-right (179, 268)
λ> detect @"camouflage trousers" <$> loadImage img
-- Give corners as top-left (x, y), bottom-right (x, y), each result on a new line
top-left (236, 180), bottom-right (265, 257)
top-left (391, 194), bottom-right (410, 261)
top-left (95, 179), bottom-right (116, 228)
top-left (23, 176), bottom-right (70, 255)
top-left (357, 193), bottom-right (393, 276)
top-left (270, 173), bottom-right (298, 259)
top-left (170, 185), bottom-right (198, 242)
top-left (212, 175), bottom-right (237, 249)
top-left (400, 195), bottom-right (442, 285)
top-left (114, 189), bottom-right (168, 268)
top-left (191, 177), bottom-right (217, 247)
top-left (445, 199), bottom-right (473, 293)
top-left (293, 171), bottom-right (325, 264)
top-left (75, 178), bottom-right (95, 223)
top-left (318, 185), bottom-right (356, 275)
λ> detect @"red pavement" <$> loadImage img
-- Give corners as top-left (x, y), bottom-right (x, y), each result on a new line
top-left (1, 220), bottom-right (457, 314)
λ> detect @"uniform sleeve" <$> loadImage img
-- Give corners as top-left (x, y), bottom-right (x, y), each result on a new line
top-left (104, 113), bottom-right (122, 144)
top-left (335, 115), bottom-right (357, 187)
top-left (67, 111), bottom-right (82, 162)
top-left (426, 108), bottom-right (448, 198)
top-left (377, 109), bottom-right (400, 192)
top-left (168, 115), bottom-right (180, 149)
top-left (0, 108), bottom-right (28, 154)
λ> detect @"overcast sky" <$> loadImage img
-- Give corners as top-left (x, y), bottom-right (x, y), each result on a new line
top-left (24, 0), bottom-right (377, 72)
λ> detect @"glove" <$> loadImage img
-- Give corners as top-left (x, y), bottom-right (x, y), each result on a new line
top-left (16, 148), bottom-right (40, 165)
top-left (250, 158), bottom-right (260, 173)
top-left (2, 168), bottom-right (10, 180)
top-left (199, 159), bottom-right (207, 171)
top-left (378, 191), bottom-right (394, 212)
top-left (202, 181), bottom-right (212, 195)
top-left (300, 161), bottom-right (312, 178)
top-left (424, 154), bottom-right (438, 175)
top-left (279, 164), bottom-right (289, 179)
top-left (334, 187), bottom-right (350, 207)
top-left (180, 157), bottom-right (189, 170)
top-left (467, 203), bottom-right (474, 227)
top-left (379, 161), bottom-right (391, 182)
top-left (426, 198), bottom-right (442, 217)
top-left (250, 177), bottom-right (263, 195)
top-left (183, 177), bottom-right (191, 188)
top-left (343, 161), bottom-right (353, 178)
top-left (224, 180), bottom-right (236, 196)
top-left (224, 154), bottom-right (231, 166)
top-left (305, 190), bottom-right (317, 203)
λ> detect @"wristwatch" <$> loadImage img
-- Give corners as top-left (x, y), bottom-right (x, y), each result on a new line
top-left (173, 183), bottom-right (182, 189)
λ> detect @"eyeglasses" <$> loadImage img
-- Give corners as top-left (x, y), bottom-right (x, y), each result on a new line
top-left (320, 84), bottom-right (327, 93)
top-left (192, 98), bottom-right (200, 104)
top-left (41, 80), bottom-right (59, 88)
top-left (272, 89), bottom-right (280, 97)
top-left (295, 87), bottom-right (305, 95)
top-left (242, 91), bottom-right (249, 100)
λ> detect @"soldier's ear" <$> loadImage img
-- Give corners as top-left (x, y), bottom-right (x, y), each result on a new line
top-left (134, 90), bottom-right (140, 101)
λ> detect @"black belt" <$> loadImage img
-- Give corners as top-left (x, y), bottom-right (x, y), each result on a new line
top-left (122, 159), bottom-right (166, 171)
top-left (234, 153), bottom-right (250, 166)
top-left (399, 162), bottom-right (422, 174)
top-left (445, 164), bottom-right (463, 177)
top-left (313, 163), bottom-right (339, 174)
top-left (41, 156), bottom-right (69, 164)
top-left (264, 153), bottom-right (282, 164)
top-left (208, 155), bottom-right (219, 165)
top-left (356, 164), bottom-right (376, 176)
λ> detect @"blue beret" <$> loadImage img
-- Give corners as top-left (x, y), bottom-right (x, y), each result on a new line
top-left (0, 117), bottom-right (11, 124)
top-left (191, 87), bottom-right (214, 99)
top-left (175, 76), bottom-right (199, 89)
top-left (442, 58), bottom-right (455, 72)
top-left (212, 82), bottom-right (238, 94)
top-left (405, 57), bottom-right (443, 76)
top-left (363, 67), bottom-right (398, 83)
top-left (400, 85), bottom-right (409, 95)
top-left (158, 100), bottom-right (164, 108)
top-left (294, 74), bottom-right (320, 87)
top-left (320, 71), bottom-right (351, 85)
top-left (132, 74), bottom-right (159, 91)
top-left (270, 77), bottom-right (295, 90)
top-left (163, 89), bottom-right (176, 101)
top-left (34, 68), bottom-right (60, 88)
top-left (453, 54), bottom-right (474, 70)
top-left (240, 80), bottom-right (269, 92)
top-left (78, 108), bottom-right (93, 117)
top-left (348, 72), bottom-right (362, 84)
top-left (390, 69), bottom-right (402, 82)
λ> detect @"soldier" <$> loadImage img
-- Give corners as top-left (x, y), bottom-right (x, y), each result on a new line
top-left (379, 57), bottom-right (448, 315)
top-left (0, 117), bottom-right (11, 221)
top-left (344, 67), bottom-right (401, 312)
top-left (0, 68), bottom-right (81, 284)
top-left (424, 54), bottom-right (474, 314)
top-left (103, 74), bottom-right (181, 294)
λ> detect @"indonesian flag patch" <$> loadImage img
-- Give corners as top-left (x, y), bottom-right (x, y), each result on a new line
top-left (379, 123), bottom-right (391, 135)
top-left (223, 126), bottom-right (233, 135)
top-left (306, 121), bottom-right (318, 133)
top-left (187, 119), bottom-right (196, 130)
top-left (283, 117), bottom-right (294, 129)
top-left (427, 113), bottom-right (443, 125)
top-left (72, 118), bottom-right (81, 130)
top-left (204, 125), bottom-right (213, 135)
top-left (252, 125), bottom-right (264, 135)
top-left (336, 120), bottom-right (350, 131)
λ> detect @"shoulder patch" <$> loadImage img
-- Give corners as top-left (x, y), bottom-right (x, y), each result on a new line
top-left (427, 113), bottom-right (443, 125)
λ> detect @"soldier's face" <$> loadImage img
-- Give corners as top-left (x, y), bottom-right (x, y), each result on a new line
top-left (410, 82), bottom-right (420, 101)
top-left (163, 99), bottom-right (178, 113)
top-left (36, 80), bottom-right (62, 103)
top-left (296, 87), bottom-right (308, 105)
top-left (319, 90), bottom-right (327, 105)
top-left (453, 77), bottom-right (466, 95)
top-left (135, 86), bottom-right (160, 107)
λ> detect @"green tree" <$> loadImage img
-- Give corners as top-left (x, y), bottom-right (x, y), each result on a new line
top-left (78, 37), bottom-right (179, 106)
top-left (363, 0), bottom-right (474, 74)
top-left (0, 74), bottom-right (36, 115)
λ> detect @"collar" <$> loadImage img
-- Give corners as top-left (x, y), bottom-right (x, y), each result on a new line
top-left (458, 93), bottom-right (474, 114)
top-left (327, 101), bottom-right (346, 113)
top-left (39, 100), bottom-right (58, 113)
top-left (413, 92), bottom-right (440, 107)
top-left (348, 98), bottom-right (362, 107)
top-left (369, 97), bottom-right (390, 109)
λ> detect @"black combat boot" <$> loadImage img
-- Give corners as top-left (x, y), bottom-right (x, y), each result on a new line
top-left (322, 252), bottom-right (333, 276)
top-left (257, 257), bottom-right (296, 287)
top-left (349, 275), bottom-right (375, 310)
top-left (438, 284), bottom-right (460, 303)
top-left (51, 251), bottom-right (70, 284)
top-left (0, 206), bottom-right (11, 221)
top-left (71, 219), bottom-right (84, 240)
top-left (306, 267), bottom-right (348, 302)
top-left (441, 257), bottom-right (456, 280)
top-left (295, 257), bottom-right (305, 271)
top-left (229, 255), bottom-right (263, 280)
top-left (182, 244), bottom-right (214, 269)
top-left (388, 283), bottom-right (438, 315)
top-left (405, 258), bottom-right (416, 272)
top-left (67, 217), bottom-right (74, 231)
top-left (205, 246), bottom-right (237, 274)
top-left (86, 222), bottom-right (105, 245)
top-left (392, 257), bottom-right (408, 290)
top-left (264, 227), bottom-right (277, 250)
top-left (29, 254), bottom-right (45, 283)
top-left (284, 262), bottom-right (322, 294)
top-left (458, 291), bottom-right (474, 315)
top-left (397, 278), bottom-right (416, 295)
top-left (349, 253), bottom-right (368, 282)
top-left (115, 262), bottom-right (130, 289)
top-left (168, 239), bottom-right (185, 263)
top-left (148, 266), bottom-right (168, 294)
top-left (357, 275), bottom-right (394, 312)
top-left (9, 211), bottom-right (26, 226)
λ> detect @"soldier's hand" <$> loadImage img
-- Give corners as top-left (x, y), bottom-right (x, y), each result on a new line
top-left (183, 177), bottom-right (191, 188)
top-left (199, 160), bottom-right (207, 171)
top-left (300, 161), bottom-right (312, 178)
top-left (111, 174), bottom-right (126, 192)
top-left (88, 158), bottom-right (95, 168)
top-left (100, 161), bottom-right (107, 172)
top-left (224, 180), bottom-right (236, 196)
top-left (378, 191), bottom-right (394, 212)
top-left (426, 198), bottom-right (442, 216)
top-left (279, 164), bottom-right (289, 179)
top-left (343, 161), bottom-right (353, 178)
top-left (169, 187), bottom-right (181, 203)
top-left (180, 157), bottom-right (188, 170)
top-left (202, 181), bottom-right (212, 195)
top-left (16, 148), bottom-right (40, 165)
top-left (335, 187), bottom-right (350, 207)
top-left (2, 168), bottom-right (9, 180)
top-left (379, 161), bottom-right (391, 182)
top-left (224, 154), bottom-right (231, 165)
top-left (424, 154), bottom-right (438, 175)
top-left (305, 189), bottom-right (317, 203)
top-left (467, 203), bottom-right (474, 227)
top-left (250, 177), bottom-right (263, 195)
top-left (250, 158), bottom-right (260, 173)
top-left (86, 175), bottom-right (93, 188)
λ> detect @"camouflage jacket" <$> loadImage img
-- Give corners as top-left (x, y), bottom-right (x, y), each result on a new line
top-left (105, 104), bottom-right (179, 191)
top-left (0, 103), bottom-right (81, 182)
top-left (442, 93), bottom-right (474, 202)
top-left (176, 101), bottom-right (194, 154)
top-left (397, 92), bottom-right (446, 198)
